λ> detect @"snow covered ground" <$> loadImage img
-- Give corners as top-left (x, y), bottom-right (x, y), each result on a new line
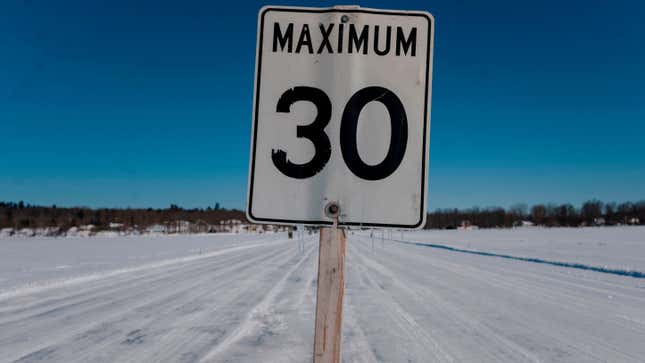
top-left (0, 233), bottom-right (287, 293)
top-left (1, 227), bottom-right (644, 362)
top-left (398, 226), bottom-right (645, 272)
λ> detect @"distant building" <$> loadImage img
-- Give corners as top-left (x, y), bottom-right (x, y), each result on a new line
top-left (67, 225), bottom-right (94, 237)
top-left (189, 220), bottom-right (210, 234)
top-left (17, 228), bottom-right (35, 237)
top-left (147, 224), bottom-right (167, 234)
top-left (458, 220), bottom-right (478, 230)
top-left (109, 222), bottom-right (124, 229)
top-left (217, 219), bottom-right (245, 233)
top-left (164, 220), bottom-right (191, 234)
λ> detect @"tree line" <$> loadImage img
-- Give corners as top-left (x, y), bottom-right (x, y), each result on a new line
top-left (424, 200), bottom-right (645, 229)
top-left (0, 201), bottom-right (245, 231)
top-left (2, 199), bottom-right (644, 232)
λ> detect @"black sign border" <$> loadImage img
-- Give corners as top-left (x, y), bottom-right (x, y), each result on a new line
top-left (247, 6), bottom-right (433, 229)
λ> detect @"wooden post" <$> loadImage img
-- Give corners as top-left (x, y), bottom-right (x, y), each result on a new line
top-left (314, 204), bottom-right (346, 363)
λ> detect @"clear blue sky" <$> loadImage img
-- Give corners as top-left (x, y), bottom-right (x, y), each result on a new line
top-left (1, 0), bottom-right (644, 211)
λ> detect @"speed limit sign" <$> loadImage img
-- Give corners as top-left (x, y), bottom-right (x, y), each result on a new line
top-left (247, 6), bottom-right (434, 228)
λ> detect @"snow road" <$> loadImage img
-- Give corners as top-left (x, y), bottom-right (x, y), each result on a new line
top-left (1, 230), bottom-right (645, 362)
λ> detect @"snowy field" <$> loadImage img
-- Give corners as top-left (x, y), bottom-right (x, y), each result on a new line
top-left (1, 227), bottom-right (645, 362)
top-left (399, 227), bottom-right (645, 272)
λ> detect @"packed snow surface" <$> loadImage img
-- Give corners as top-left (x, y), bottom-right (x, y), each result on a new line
top-left (1, 227), bottom-right (645, 362)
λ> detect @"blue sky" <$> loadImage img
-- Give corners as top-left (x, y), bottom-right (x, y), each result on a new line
top-left (1, 0), bottom-right (644, 210)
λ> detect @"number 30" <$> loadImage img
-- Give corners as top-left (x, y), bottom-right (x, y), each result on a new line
top-left (271, 86), bottom-right (408, 181)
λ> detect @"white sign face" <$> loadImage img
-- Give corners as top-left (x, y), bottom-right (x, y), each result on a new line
top-left (247, 6), bottom-right (434, 229)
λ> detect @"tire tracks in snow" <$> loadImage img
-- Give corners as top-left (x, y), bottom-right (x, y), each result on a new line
top-left (355, 235), bottom-right (645, 362)
top-left (385, 238), bottom-right (645, 361)
top-left (199, 239), bottom-right (317, 362)
top-left (346, 239), bottom-right (457, 363)
top-left (0, 242), bottom-right (286, 325)
top-left (1, 238), bottom-right (299, 362)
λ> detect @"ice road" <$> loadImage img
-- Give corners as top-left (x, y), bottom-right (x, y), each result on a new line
top-left (1, 228), bottom-right (645, 362)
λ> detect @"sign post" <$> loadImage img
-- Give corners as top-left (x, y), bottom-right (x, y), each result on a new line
top-left (313, 202), bottom-right (345, 363)
top-left (246, 5), bottom-right (434, 362)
